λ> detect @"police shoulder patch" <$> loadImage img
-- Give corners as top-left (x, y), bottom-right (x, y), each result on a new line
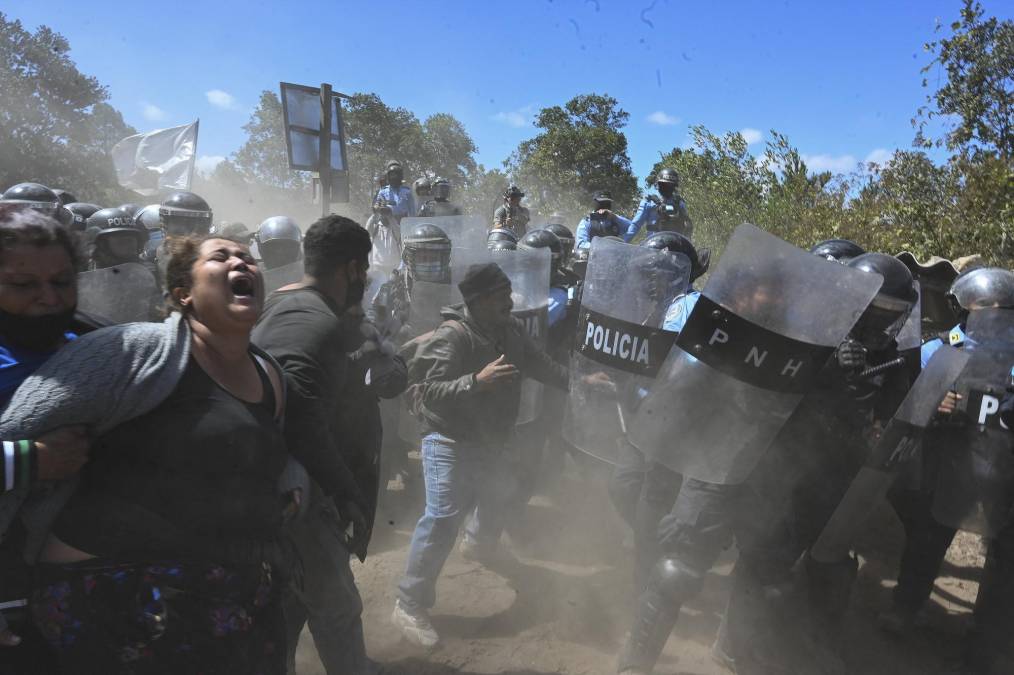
top-left (949, 330), bottom-right (963, 346)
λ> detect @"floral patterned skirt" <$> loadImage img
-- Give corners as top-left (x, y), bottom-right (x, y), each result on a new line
top-left (30, 559), bottom-right (284, 675)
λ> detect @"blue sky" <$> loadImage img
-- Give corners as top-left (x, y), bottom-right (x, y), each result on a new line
top-left (7, 0), bottom-right (995, 181)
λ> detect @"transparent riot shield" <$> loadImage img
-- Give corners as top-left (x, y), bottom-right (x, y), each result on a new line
top-left (628, 224), bottom-right (885, 484)
top-left (263, 261), bottom-right (304, 294)
top-left (562, 239), bottom-right (691, 464)
top-left (896, 281), bottom-right (922, 352)
top-left (932, 308), bottom-right (1014, 535)
top-left (450, 247), bottom-right (552, 426)
top-left (811, 345), bottom-right (969, 563)
top-left (77, 263), bottom-right (160, 324)
top-left (400, 215), bottom-right (488, 253)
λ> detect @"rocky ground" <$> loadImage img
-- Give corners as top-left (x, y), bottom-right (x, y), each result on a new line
top-left (295, 452), bottom-right (985, 675)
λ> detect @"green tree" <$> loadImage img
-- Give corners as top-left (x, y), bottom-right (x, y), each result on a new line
top-left (232, 91), bottom-right (309, 190)
top-left (506, 94), bottom-right (638, 220)
top-left (0, 13), bottom-right (136, 204)
top-left (914, 0), bottom-right (1014, 162)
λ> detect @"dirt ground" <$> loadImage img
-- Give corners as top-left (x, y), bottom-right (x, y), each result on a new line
top-left (295, 452), bottom-right (985, 675)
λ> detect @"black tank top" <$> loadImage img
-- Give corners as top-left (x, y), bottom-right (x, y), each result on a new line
top-left (54, 351), bottom-right (288, 561)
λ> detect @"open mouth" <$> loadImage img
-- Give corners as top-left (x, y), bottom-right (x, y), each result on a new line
top-left (229, 273), bottom-right (256, 298)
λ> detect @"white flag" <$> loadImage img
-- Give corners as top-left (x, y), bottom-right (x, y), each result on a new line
top-left (111, 121), bottom-right (199, 196)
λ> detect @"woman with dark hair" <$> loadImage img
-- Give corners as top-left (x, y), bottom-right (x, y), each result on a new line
top-left (0, 235), bottom-right (294, 674)
top-left (0, 204), bottom-right (89, 654)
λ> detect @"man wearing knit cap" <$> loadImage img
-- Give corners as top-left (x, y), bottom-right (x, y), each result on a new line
top-left (392, 261), bottom-right (570, 647)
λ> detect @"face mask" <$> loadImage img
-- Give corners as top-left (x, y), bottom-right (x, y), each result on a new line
top-left (0, 307), bottom-right (76, 350)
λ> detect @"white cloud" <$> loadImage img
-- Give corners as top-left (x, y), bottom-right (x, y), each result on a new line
top-left (801, 153), bottom-right (859, 174)
top-left (195, 155), bottom-right (226, 176)
top-left (647, 111), bottom-right (681, 126)
top-left (206, 89), bottom-right (238, 110)
top-left (492, 105), bottom-right (536, 128)
top-left (740, 128), bottom-right (763, 145)
top-left (141, 102), bottom-right (166, 122)
top-left (864, 148), bottom-right (893, 166)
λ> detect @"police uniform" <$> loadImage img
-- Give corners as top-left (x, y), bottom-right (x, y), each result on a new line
top-left (418, 200), bottom-right (462, 217)
top-left (626, 194), bottom-right (693, 241)
top-left (574, 211), bottom-right (634, 249)
top-left (376, 185), bottom-right (416, 221)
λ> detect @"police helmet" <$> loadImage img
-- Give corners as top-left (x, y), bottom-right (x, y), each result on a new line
top-left (213, 221), bottom-right (252, 244)
top-left (847, 253), bottom-right (918, 350)
top-left (135, 204), bottom-right (162, 231)
top-left (0, 183), bottom-right (61, 215)
top-left (159, 191), bottom-right (212, 236)
top-left (87, 206), bottom-right (149, 266)
top-left (487, 228), bottom-right (519, 247)
top-left (386, 161), bottom-right (404, 182)
top-left (547, 213), bottom-right (566, 226)
top-left (255, 217), bottom-right (302, 269)
top-left (119, 203), bottom-right (144, 218)
top-left (504, 185), bottom-right (525, 201)
top-left (593, 190), bottom-right (613, 210)
top-left (403, 223), bottom-right (452, 283)
top-left (656, 168), bottom-right (680, 187)
top-left (545, 222), bottom-right (575, 266)
top-left (519, 228), bottom-right (563, 263)
top-left (413, 176), bottom-right (431, 197)
top-left (432, 177), bottom-right (451, 201)
top-left (810, 238), bottom-right (866, 263)
top-left (52, 189), bottom-right (77, 206)
top-left (64, 202), bottom-right (102, 231)
top-left (488, 239), bottom-right (517, 254)
top-left (634, 245), bottom-right (686, 307)
top-left (641, 231), bottom-right (710, 281)
top-left (947, 268), bottom-right (1014, 314)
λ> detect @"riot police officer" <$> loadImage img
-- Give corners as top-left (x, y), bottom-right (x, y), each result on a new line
top-left (492, 186), bottom-right (530, 239)
top-left (0, 183), bottom-right (71, 227)
top-left (376, 161), bottom-right (415, 222)
top-left (64, 202), bottom-right (103, 232)
top-left (153, 191), bottom-right (213, 278)
top-left (810, 238), bottom-right (866, 263)
top-left (255, 216), bottom-right (302, 270)
top-left (419, 178), bottom-right (462, 217)
top-left (880, 268), bottom-right (1014, 640)
top-left (608, 231), bottom-right (709, 593)
top-left (52, 189), bottom-right (77, 206)
top-left (372, 223), bottom-right (453, 332)
top-left (575, 190), bottom-right (633, 249)
top-left (85, 207), bottom-right (150, 269)
top-left (626, 169), bottom-right (693, 241)
top-left (618, 252), bottom-right (918, 675)
top-left (545, 222), bottom-right (576, 269)
top-left (487, 228), bottom-right (518, 251)
top-left (412, 176), bottom-right (432, 215)
top-left (211, 221), bottom-right (252, 245)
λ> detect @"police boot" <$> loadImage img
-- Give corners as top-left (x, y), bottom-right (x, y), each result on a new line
top-left (617, 557), bottom-right (704, 674)
top-left (803, 553), bottom-right (856, 671)
top-left (725, 562), bottom-right (797, 674)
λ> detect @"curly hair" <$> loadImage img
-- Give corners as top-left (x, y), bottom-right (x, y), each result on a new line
top-left (163, 235), bottom-right (212, 314)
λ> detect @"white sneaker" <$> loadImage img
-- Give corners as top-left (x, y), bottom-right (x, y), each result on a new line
top-left (391, 599), bottom-right (439, 648)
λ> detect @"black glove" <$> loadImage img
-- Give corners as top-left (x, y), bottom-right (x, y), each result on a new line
top-left (336, 499), bottom-right (370, 562)
top-left (367, 354), bottom-right (408, 399)
top-left (836, 338), bottom-right (868, 372)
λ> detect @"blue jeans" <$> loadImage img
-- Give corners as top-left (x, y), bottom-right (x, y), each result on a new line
top-left (397, 432), bottom-right (513, 611)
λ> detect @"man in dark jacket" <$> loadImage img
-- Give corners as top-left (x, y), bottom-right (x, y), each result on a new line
top-left (391, 262), bottom-right (569, 647)
top-left (252, 215), bottom-right (378, 675)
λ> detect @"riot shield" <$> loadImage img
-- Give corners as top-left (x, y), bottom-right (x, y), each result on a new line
top-left (628, 224), bottom-right (885, 484)
top-left (932, 308), bottom-right (1014, 535)
top-left (400, 215), bottom-right (487, 253)
top-left (450, 247), bottom-right (552, 426)
top-left (896, 281), bottom-right (922, 352)
top-left (77, 263), bottom-right (160, 324)
top-left (562, 239), bottom-right (691, 464)
top-left (262, 261), bottom-right (304, 294)
top-left (811, 344), bottom-right (969, 563)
